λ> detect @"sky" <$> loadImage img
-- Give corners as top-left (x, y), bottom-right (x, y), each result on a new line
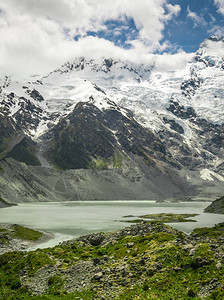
top-left (0, 0), bottom-right (223, 79)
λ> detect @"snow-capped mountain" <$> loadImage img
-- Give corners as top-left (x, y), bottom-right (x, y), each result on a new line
top-left (1, 37), bottom-right (224, 202)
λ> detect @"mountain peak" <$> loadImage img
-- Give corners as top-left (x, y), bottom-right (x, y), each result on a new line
top-left (1, 37), bottom-right (224, 200)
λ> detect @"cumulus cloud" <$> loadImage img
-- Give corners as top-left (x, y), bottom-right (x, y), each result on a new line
top-left (0, 0), bottom-right (182, 79)
top-left (154, 52), bottom-right (194, 72)
top-left (187, 7), bottom-right (207, 27)
top-left (214, 0), bottom-right (224, 14)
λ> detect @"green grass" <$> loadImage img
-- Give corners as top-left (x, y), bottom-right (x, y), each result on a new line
top-left (88, 158), bottom-right (109, 170)
top-left (88, 151), bottom-right (123, 170)
top-left (0, 223), bottom-right (223, 299)
top-left (10, 225), bottom-right (43, 241)
top-left (112, 151), bottom-right (123, 168)
top-left (0, 289), bottom-right (96, 300)
top-left (191, 222), bottom-right (224, 238)
top-left (0, 224), bottom-right (43, 246)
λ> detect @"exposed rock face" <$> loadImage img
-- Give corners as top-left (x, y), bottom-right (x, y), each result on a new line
top-left (45, 101), bottom-right (168, 170)
top-left (204, 196), bottom-right (224, 214)
top-left (0, 37), bottom-right (224, 201)
top-left (29, 89), bottom-right (44, 102)
top-left (164, 99), bottom-right (224, 170)
top-left (0, 115), bottom-right (23, 153)
top-left (13, 97), bottom-right (43, 131)
top-left (6, 137), bottom-right (40, 166)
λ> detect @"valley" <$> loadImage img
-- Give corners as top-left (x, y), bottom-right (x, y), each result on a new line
top-left (1, 1), bottom-right (224, 299)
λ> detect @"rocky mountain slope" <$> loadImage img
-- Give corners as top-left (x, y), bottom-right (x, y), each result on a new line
top-left (0, 157), bottom-right (191, 203)
top-left (1, 37), bottom-right (224, 202)
top-left (0, 196), bottom-right (15, 208)
top-left (204, 196), bottom-right (224, 214)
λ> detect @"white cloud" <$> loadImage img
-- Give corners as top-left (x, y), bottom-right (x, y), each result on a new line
top-left (0, 0), bottom-right (181, 79)
top-left (214, 0), bottom-right (224, 14)
top-left (165, 3), bottom-right (181, 20)
top-left (208, 25), bottom-right (224, 36)
top-left (187, 7), bottom-right (207, 27)
top-left (154, 52), bottom-right (194, 72)
top-left (71, 37), bottom-right (193, 74)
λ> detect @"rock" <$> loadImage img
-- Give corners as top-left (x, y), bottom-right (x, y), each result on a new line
top-left (216, 262), bottom-right (222, 270)
top-left (30, 89), bottom-right (44, 102)
top-left (182, 244), bottom-right (194, 251)
top-left (92, 272), bottom-right (103, 281)
top-left (92, 258), bottom-right (101, 265)
top-left (126, 242), bottom-right (134, 248)
top-left (189, 248), bottom-right (196, 256)
top-left (78, 233), bottom-right (105, 246)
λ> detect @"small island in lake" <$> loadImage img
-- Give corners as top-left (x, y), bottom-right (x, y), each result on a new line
top-left (121, 213), bottom-right (198, 223)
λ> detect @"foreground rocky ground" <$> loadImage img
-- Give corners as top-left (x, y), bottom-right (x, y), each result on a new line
top-left (0, 221), bottom-right (224, 299)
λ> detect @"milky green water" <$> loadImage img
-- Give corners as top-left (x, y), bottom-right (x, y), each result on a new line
top-left (0, 201), bottom-right (223, 249)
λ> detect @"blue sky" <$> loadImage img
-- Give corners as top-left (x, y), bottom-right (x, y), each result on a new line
top-left (0, 0), bottom-right (223, 78)
top-left (78, 0), bottom-right (224, 54)
top-left (163, 0), bottom-right (224, 52)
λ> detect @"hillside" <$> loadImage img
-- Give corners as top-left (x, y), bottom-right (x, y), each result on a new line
top-left (205, 196), bottom-right (224, 214)
top-left (0, 222), bottom-right (223, 299)
top-left (0, 196), bottom-right (16, 208)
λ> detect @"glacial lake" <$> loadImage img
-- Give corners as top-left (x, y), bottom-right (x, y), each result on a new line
top-left (0, 201), bottom-right (223, 249)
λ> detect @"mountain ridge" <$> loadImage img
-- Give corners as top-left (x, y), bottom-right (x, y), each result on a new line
top-left (1, 37), bottom-right (224, 202)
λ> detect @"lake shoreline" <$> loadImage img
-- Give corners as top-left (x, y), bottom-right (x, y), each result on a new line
top-left (0, 223), bottom-right (54, 255)
top-left (0, 200), bottom-right (223, 252)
